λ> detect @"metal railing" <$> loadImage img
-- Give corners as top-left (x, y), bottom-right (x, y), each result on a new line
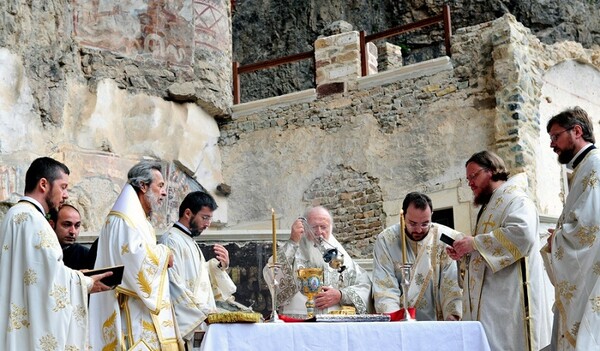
top-left (232, 4), bottom-right (451, 104)
top-left (360, 4), bottom-right (451, 76)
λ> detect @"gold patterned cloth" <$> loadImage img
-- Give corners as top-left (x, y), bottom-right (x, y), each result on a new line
top-left (0, 198), bottom-right (92, 350)
top-left (464, 173), bottom-right (551, 351)
top-left (159, 225), bottom-right (237, 350)
top-left (543, 148), bottom-right (600, 350)
top-left (89, 185), bottom-right (182, 351)
top-left (372, 223), bottom-right (463, 321)
top-left (206, 312), bottom-right (262, 324)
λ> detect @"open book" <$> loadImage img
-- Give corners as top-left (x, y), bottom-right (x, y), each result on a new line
top-left (83, 265), bottom-right (124, 287)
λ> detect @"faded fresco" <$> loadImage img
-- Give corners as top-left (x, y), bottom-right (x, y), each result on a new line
top-left (73, 0), bottom-right (194, 65)
top-left (72, 0), bottom-right (230, 65)
top-left (193, 0), bottom-right (230, 52)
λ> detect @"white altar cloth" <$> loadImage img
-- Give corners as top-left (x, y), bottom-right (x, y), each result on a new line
top-left (200, 321), bottom-right (490, 351)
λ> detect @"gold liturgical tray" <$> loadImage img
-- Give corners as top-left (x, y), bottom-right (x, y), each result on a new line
top-left (206, 312), bottom-right (262, 324)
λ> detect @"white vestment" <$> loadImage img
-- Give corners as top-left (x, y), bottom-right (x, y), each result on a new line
top-left (158, 225), bottom-right (236, 349)
top-left (543, 148), bottom-right (600, 350)
top-left (0, 198), bottom-right (92, 350)
top-left (372, 223), bottom-right (462, 320)
top-left (264, 235), bottom-right (372, 315)
top-left (89, 185), bottom-right (182, 351)
top-left (463, 173), bottom-right (551, 351)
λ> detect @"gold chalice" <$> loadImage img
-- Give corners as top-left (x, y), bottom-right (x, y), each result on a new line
top-left (297, 267), bottom-right (324, 318)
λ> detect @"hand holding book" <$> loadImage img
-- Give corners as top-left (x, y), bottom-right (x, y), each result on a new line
top-left (84, 265), bottom-right (124, 293)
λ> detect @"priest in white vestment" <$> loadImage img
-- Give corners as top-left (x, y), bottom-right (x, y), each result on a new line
top-left (449, 151), bottom-right (551, 351)
top-left (0, 157), bottom-right (111, 351)
top-left (264, 206), bottom-right (372, 316)
top-left (372, 192), bottom-right (462, 321)
top-left (159, 191), bottom-right (238, 350)
top-left (543, 107), bottom-right (600, 350)
top-left (89, 160), bottom-right (183, 351)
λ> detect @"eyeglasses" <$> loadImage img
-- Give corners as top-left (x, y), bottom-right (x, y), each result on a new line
top-left (549, 127), bottom-right (574, 142)
top-left (199, 215), bottom-right (212, 223)
top-left (406, 221), bottom-right (431, 230)
top-left (466, 168), bottom-right (488, 183)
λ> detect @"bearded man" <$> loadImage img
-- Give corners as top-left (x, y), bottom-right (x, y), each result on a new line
top-left (447, 151), bottom-right (551, 351)
top-left (372, 192), bottom-right (462, 321)
top-left (89, 160), bottom-right (182, 351)
top-left (0, 157), bottom-right (111, 350)
top-left (263, 206), bottom-right (371, 316)
top-left (159, 191), bottom-right (238, 350)
top-left (543, 107), bottom-right (600, 350)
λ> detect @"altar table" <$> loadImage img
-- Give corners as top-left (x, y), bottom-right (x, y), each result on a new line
top-left (200, 321), bottom-right (490, 351)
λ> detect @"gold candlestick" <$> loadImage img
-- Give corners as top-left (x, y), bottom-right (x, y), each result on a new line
top-left (272, 208), bottom-right (277, 263)
top-left (400, 209), bottom-right (407, 264)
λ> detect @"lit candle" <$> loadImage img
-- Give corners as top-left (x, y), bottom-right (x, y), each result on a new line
top-left (400, 209), bottom-right (407, 264)
top-left (272, 208), bottom-right (277, 263)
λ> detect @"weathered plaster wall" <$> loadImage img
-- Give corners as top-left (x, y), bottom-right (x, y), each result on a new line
top-left (220, 22), bottom-right (499, 251)
top-left (219, 14), bottom-right (600, 258)
top-left (0, 0), bottom-right (232, 233)
top-left (1, 1), bottom-right (600, 317)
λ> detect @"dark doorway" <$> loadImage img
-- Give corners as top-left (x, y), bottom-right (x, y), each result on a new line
top-left (433, 207), bottom-right (454, 229)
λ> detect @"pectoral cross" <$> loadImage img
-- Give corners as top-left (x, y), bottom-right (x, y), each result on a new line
top-left (480, 214), bottom-right (496, 233)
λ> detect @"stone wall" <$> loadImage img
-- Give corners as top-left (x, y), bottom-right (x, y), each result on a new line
top-left (1, 0), bottom-right (600, 319)
top-left (232, 0), bottom-right (600, 102)
top-left (220, 37), bottom-right (497, 251)
top-left (220, 14), bottom-right (600, 257)
top-left (303, 165), bottom-right (385, 257)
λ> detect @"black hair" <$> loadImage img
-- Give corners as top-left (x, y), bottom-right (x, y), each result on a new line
top-left (178, 191), bottom-right (218, 218)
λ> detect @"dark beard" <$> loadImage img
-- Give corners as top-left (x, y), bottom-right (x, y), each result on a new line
top-left (45, 184), bottom-right (59, 212)
top-left (45, 197), bottom-right (57, 213)
top-left (188, 215), bottom-right (202, 237)
top-left (405, 227), bottom-right (430, 242)
top-left (474, 187), bottom-right (493, 206)
top-left (558, 147), bottom-right (575, 164)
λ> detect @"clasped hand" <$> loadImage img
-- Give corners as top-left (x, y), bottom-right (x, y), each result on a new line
top-left (314, 286), bottom-right (341, 309)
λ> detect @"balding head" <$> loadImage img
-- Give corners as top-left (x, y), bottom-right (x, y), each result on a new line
top-left (305, 206), bottom-right (333, 241)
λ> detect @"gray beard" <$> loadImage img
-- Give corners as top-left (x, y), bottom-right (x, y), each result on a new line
top-left (145, 191), bottom-right (162, 217)
top-left (298, 235), bottom-right (325, 267)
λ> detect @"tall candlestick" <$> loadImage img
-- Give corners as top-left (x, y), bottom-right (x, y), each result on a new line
top-left (272, 208), bottom-right (277, 263)
top-left (400, 209), bottom-right (407, 264)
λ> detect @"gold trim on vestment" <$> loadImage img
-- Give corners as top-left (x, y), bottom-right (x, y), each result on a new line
top-left (555, 298), bottom-right (577, 347)
top-left (518, 257), bottom-right (534, 351)
top-left (494, 228), bottom-right (522, 260)
top-left (108, 211), bottom-right (136, 230)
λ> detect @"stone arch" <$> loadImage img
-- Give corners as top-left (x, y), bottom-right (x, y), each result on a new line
top-left (302, 164), bottom-right (384, 259)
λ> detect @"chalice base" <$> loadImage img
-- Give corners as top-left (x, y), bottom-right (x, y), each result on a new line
top-left (305, 298), bottom-right (316, 318)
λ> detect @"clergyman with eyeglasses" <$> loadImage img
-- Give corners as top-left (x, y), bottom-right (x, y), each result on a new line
top-left (159, 191), bottom-right (241, 350)
top-left (446, 151), bottom-right (551, 351)
top-left (372, 192), bottom-right (463, 321)
top-left (542, 107), bottom-right (600, 350)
